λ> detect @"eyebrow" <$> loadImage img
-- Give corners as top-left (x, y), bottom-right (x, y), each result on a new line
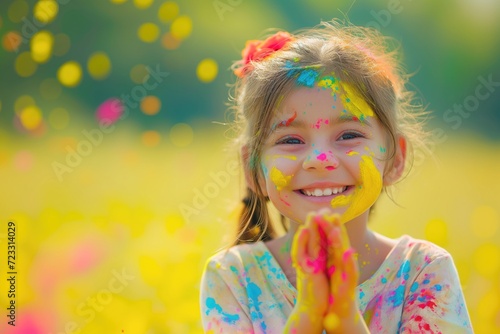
top-left (271, 113), bottom-right (372, 132)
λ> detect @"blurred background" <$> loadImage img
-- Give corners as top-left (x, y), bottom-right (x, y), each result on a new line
top-left (0, 0), bottom-right (499, 333)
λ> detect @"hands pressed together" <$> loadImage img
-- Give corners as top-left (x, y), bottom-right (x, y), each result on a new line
top-left (284, 210), bottom-right (369, 334)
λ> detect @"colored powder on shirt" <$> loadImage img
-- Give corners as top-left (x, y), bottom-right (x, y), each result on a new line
top-left (205, 297), bottom-right (241, 324)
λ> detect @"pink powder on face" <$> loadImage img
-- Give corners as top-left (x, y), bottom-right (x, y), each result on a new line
top-left (312, 118), bottom-right (329, 129)
top-left (317, 153), bottom-right (327, 161)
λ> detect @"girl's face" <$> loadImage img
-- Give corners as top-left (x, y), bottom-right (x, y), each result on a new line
top-left (258, 84), bottom-right (393, 225)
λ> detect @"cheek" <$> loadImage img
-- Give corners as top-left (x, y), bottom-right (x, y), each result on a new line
top-left (261, 156), bottom-right (296, 190)
top-left (331, 155), bottom-right (383, 223)
top-left (270, 166), bottom-right (293, 191)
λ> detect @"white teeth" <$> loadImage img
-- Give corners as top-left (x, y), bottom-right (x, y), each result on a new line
top-left (302, 186), bottom-right (347, 197)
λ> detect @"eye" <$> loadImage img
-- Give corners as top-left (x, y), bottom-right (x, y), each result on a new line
top-left (276, 136), bottom-right (304, 145)
top-left (338, 131), bottom-right (364, 141)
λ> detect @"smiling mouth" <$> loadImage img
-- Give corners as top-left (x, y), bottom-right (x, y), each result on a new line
top-left (298, 186), bottom-right (349, 197)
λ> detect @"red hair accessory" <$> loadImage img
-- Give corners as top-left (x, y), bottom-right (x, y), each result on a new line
top-left (234, 31), bottom-right (294, 78)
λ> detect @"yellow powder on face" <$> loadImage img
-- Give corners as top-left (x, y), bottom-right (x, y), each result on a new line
top-left (346, 150), bottom-right (359, 156)
top-left (340, 82), bottom-right (374, 122)
top-left (270, 166), bottom-right (292, 191)
top-left (271, 154), bottom-right (297, 160)
top-left (330, 155), bottom-right (382, 223)
top-left (317, 74), bottom-right (341, 95)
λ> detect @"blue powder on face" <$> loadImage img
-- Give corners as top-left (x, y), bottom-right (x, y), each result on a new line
top-left (296, 68), bottom-right (320, 87)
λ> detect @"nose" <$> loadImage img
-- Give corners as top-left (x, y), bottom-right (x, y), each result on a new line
top-left (302, 149), bottom-right (339, 171)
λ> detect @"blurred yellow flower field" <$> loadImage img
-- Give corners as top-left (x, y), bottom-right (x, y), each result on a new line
top-left (1, 124), bottom-right (499, 333)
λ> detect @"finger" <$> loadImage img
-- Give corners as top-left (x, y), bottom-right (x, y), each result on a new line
top-left (315, 216), bottom-right (338, 278)
top-left (342, 247), bottom-right (359, 291)
top-left (291, 226), bottom-right (309, 268)
top-left (307, 214), bottom-right (321, 258)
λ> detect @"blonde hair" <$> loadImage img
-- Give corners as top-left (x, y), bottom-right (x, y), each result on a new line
top-left (229, 20), bottom-right (428, 245)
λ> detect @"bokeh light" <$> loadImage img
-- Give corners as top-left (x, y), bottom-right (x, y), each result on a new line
top-left (138, 22), bottom-right (160, 43)
top-left (15, 52), bottom-right (38, 77)
top-left (96, 98), bottom-right (124, 124)
top-left (30, 30), bottom-right (54, 63)
top-left (57, 61), bottom-right (83, 87)
top-left (87, 52), bottom-right (112, 80)
top-left (473, 243), bottom-right (500, 278)
top-left (8, 0), bottom-right (29, 23)
top-left (196, 58), bottom-right (218, 83)
top-left (158, 1), bottom-right (179, 23)
top-left (171, 15), bottom-right (192, 40)
top-left (19, 105), bottom-right (43, 130)
top-left (141, 130), bottom-right (161, 147)
top-left (34, 0), bottom-right (59, 24)
top-left (470, 205), bottom-right (499, 239)
top-left (134, 0), bottom-right (153, 9)
top-left (13, 150), bottom-right (34, 171)
top-left (48, 107), bottom-right (69, 130)
top-left (161, 32), bottom-right (181, 50)
top-left (3, 31), bottom-right (22, 52)
top-left (53, 33), bottom-right (71, 56)
top-left (140, 96), bottom-right (161, 115)
top-left (130, 64), bottom-right (150, 84)
top-left (15, 95), bottom-right (36, 114)
top-left (40, 78), bottom-right (62, 100)
top-left (169, 123), bottom-right (193, 147)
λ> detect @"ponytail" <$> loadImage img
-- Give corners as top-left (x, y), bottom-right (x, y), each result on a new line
top-left (234, 187), bottom-right (286, 245)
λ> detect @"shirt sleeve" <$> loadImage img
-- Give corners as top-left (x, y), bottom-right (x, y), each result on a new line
top-left (399, 254), bottom-right (474, 333)
top-left (200, 258), bottom-right (254, 333)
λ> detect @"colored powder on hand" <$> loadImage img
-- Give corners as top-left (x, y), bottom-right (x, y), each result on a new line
top-left (324, 313), bottom-right (340, 331)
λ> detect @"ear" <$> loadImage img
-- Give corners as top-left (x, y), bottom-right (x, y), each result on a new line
top-left (383, 135), bottom-right (407, 186)
top-left (241, 145), bottom-right (268, 196)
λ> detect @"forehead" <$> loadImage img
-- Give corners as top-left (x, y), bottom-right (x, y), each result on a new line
top-left (272, 75), bottom-right (376, 123)
top-left (273, 87), bottom-right (346, 123)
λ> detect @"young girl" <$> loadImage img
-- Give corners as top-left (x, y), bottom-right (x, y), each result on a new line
top-left (200, 21), bottom-right (473, 333)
